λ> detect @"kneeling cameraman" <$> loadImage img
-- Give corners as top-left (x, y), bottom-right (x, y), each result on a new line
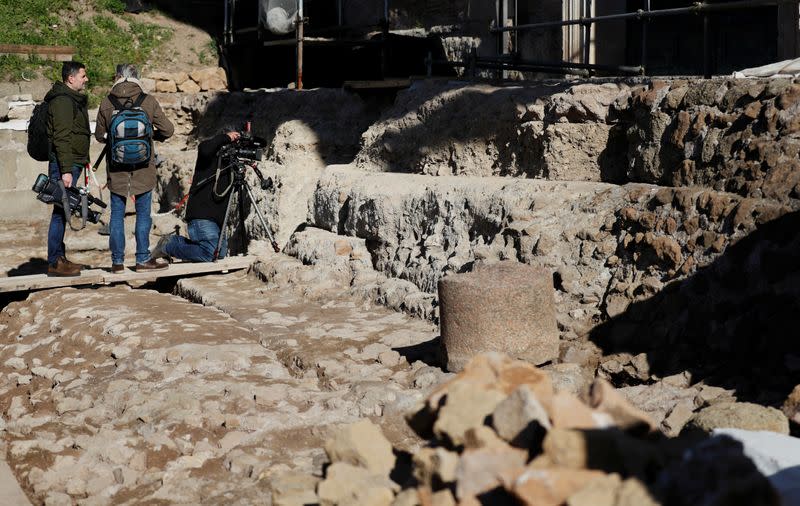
top-left (151, 130), bottom-right (241, 262)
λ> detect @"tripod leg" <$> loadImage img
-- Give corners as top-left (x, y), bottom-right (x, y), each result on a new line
top-left (239, 180), bottom-right (248, 255)
top-left (214, 186), bottom-right (237, 261)
top-left (243, 181), bottom-right (280, 252)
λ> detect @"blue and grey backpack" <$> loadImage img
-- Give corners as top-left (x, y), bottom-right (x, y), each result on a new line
top-left (107, 94), bottom-right (153, 167)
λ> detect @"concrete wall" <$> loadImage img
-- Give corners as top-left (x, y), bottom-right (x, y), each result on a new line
top-left (0, 125), bottom-right (106, 220)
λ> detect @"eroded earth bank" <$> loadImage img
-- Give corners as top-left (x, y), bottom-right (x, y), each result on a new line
top-left (1, 76), bottom-right (800, 505)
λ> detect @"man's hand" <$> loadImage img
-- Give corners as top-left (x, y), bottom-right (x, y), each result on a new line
top-left (61, 173), bottom-right (73, 188)
top-left (227, 131), bottom-right (241, 142)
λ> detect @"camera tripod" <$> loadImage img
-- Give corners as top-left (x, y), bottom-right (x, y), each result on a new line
top-left (211, 158), bottom-right (280, 260)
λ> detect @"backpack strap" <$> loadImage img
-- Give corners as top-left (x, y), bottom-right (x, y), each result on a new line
top-left (109, 93), bottom-right (147, 111)
top-left (132, 93), bottom-right (147, 108)
top-left (109, 96), bottom-right (125, 111)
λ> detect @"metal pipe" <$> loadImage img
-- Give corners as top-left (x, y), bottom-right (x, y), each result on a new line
top-left (296, 0), bottom-right (303, 90)
top-left (641, 0), bottom-right (650, 71)
top-left (338, 0), bottom-right (342, 26)
top-left (430, 57), bottom-right (642, 75)
top-left (224, 0), bottom-right (229, 45)
top-left (583, 0), bottom-right (591, 65)
top-left (703, 13), bottom-right (711, 78)
top-left (492, 0), bottom-right (796, 33)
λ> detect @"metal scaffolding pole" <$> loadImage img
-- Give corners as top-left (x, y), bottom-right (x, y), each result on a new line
top-left (296, 0), bottom-right (304, 90)
top-left (491, 0), bottom-right (798, 33)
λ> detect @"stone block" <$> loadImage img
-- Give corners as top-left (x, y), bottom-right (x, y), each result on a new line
top-left (455, 446), bottom-right (527, 499)
top-left (140, 78), bottom-right (156, 93)
top-left (688, 402), bottom-right (790, 435)
top-left (317, 462), bottom-right (396, 506)
top-left (565, 472), bottom-right (622, 506)
top-left (178, 79), bottom-right (201, 94)
top-left (588, 378), bottom-right (656, 431)
top-left (271, 471), bottom-right (320, 506)
top-left (324, 419), bottom-right (396, 476)
top-left (782, 384), bottom-right (800, 425)
top-left (438, 261), bottom-right (559, 372)
top-left (7, 104), bottom-right (34, 120)
top-left (491, 384), bottom-right (551, 447)
top-left (541, 123), bottom-right (624, 182)
top-left (0, 99), bottom-right (8, 119)
top-left (432, 381), bottom-right (506, 447)
top-left (155, 80), bottom-right (178, 93)
top-left (504, 466), bottom-right (608, 506)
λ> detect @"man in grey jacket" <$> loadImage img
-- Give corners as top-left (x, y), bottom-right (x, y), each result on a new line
top-left (95, 64), bottom-right (174, 273)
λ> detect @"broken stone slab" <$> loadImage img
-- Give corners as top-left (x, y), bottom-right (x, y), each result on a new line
top-left (270, 471), bottom-right (320, 506)
top-left (324, 419), bottom-right (396, 477)
top-left (687, 402), bottom-right (790, 435)
top-left (782, 384), bottom-right (800, 425)
top-left (432, 381), bottom-right (507, 447)
top-left (491, 384), bottom-right (551, 447)
top-left (438, 261), bottom-right (559, 372)
top-left (455, 446), bottom-right (528, 499)
top-left (316, 462), bottom-right (397, 506)
top-left (564, 472), bottom-right (622, 506)
top-left (503, 466), bottom-right (609, 506)
top-left (412, 447), bottom-right (459, 487)
top-left (588, 378), bottom-right (656, 432)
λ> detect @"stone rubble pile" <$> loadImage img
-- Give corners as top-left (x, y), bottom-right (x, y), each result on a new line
top-left (300, 353), bottom-right (792, 506)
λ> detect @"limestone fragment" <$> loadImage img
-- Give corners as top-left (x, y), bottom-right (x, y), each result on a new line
top-left (324, 419), bottom-right (396, 476)
top-left (688, 402), bottom-right (790, 435)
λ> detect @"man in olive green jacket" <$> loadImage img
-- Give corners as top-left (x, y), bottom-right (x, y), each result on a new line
top-left (45, 61), bottom-right (90, 277)
top-left (95, 63), bottom-right (174, 273)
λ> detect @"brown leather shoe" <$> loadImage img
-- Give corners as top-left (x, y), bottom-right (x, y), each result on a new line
top-left (111, 264), bottom-right (125, 273)
top-left (135, 258), bottom-right (168, 272)
top-left (62, 257), bottom-right (84, 271)
top-left (48, 257), bottom-right (81, 277)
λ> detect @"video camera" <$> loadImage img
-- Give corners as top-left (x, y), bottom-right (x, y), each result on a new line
top-left (219, 129), bottom-right (267, 162)
top-left (32, 173), bottom-right (107, 224)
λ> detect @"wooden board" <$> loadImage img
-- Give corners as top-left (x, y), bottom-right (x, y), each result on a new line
top-left (0, 256), bottom-right (256, 294)
top-left (0, 44), bottom-right (75, 61)
top-left (343, 79), bottom-right (411, 90)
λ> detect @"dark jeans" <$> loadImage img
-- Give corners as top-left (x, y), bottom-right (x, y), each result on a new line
top-left (163, 219), bottom-right (227, 262)
top-left (47, 160), bottom-right (82, 265)
top-left (110, 190), bottom-right (153, 265)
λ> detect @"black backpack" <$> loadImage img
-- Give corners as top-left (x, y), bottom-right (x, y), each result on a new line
top-left (27, 100), bottom-right (51, 161)
top-left (27, 95), bottom-right (79, 162)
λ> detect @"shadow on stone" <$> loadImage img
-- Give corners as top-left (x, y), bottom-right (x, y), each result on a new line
top-left (590, 209), bottom-right (800, 405)
top-left (394, 336), bottom-right (443, 368)
top-left (7, 257), bottom-right (48, 277)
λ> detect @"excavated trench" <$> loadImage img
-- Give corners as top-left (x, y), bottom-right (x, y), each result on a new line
top-left (2, 75), bottom-right (800, 504)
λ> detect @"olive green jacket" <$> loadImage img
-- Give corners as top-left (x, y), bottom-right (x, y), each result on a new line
top-left (45, 81), bottom-right (90, 173)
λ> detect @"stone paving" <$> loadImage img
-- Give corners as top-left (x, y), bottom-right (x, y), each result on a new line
top-left (0, 256), bottom-right (442, 504)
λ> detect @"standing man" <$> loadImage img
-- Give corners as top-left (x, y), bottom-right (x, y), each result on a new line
top-left (45, 61), bottom-right (90, 277)
top-left (95, 63), bottom-right (174, 272)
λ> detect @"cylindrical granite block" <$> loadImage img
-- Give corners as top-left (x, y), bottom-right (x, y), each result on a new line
top-left (438, 261), bottom-right (559, 372)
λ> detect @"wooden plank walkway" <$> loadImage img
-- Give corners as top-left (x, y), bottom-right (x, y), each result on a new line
top-left (0, 256), bottom-right (257, 294)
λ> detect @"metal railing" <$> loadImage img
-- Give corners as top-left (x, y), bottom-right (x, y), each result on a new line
top-left (484, 0), bottom-right (798, 78)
